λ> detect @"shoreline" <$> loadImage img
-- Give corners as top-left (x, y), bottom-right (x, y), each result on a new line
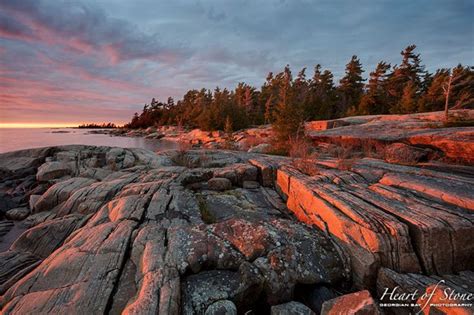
top-left (0, 110), bottom-right (473, 313)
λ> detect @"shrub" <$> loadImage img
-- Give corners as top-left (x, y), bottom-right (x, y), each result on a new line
top-left (288, 135), bottom-right (319, 175)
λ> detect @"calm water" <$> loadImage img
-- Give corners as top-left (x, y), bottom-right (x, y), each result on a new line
top-left (0, 128), bottom-right (178, 154)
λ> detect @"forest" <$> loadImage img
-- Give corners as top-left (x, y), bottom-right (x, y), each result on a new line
top-left (125, 45), bottom-right (473, 142)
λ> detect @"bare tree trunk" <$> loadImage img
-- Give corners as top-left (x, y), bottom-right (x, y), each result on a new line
top-left (444, 74), bottom-right (453, 122)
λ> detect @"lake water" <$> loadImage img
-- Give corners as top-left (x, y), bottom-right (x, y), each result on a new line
top-left (0, 128), bottom-right (178, 154)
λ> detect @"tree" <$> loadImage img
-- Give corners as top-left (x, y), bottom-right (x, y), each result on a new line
top-left (272, 65), bottom-right (305, 148)
top-left (443, 65), bottom-right (474, 121)
top-left (305, 64), bottom-right (336, 119)
top-left (417, 69), bottom-right (449, 112)
top-left (358, 61), bottom-right (391, 115)
top-left (338, 55), bottom-right (365, 116)
top-left (399, 80), bottom-right (418, 114)
top-left (387, 45), bottom-right (425, 113)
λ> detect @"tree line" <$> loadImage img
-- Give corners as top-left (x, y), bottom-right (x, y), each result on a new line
top-left (125, 45), bottom-right (473, 142)
top-left (77, 122), bottom-right (117, 129)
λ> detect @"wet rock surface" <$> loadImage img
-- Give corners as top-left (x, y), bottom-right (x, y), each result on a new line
top-left (0, 145), bottom-right (347, 314)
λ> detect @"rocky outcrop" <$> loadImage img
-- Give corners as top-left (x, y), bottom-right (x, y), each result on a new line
top-left (247, 154), bottom-right (474, 290)
top-left (0, 146), bottom-right (348, 314)
top-left (1, 142), bottom-right (472, 313)
top-left (306, 109), bottom-right (474, 165)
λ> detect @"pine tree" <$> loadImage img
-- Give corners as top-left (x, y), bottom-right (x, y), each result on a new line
top-left (272, 65), bottom-right (304, 148)
top-left (338, 55), bottom-right (365, 116)
top-left (399, 80), bottom-right (418, 113)
top-left (306, 65), bottom-right (336, 119)
top-left (358, 61), bottom-right (391, 115)
top-left (417, 69), bottom-right (449, 112)
top-left (387, 45), bottom-right (425, 113)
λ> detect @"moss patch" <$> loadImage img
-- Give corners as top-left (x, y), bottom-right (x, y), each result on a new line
top-left (197, 195), bottom-right (216, 224)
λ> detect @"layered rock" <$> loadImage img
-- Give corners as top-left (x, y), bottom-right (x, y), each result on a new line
top-left (248, 154), bottom-right (474, 289)
top-left (306, 109), bottom-right (474, 164)
top-left (0, 146), bottom-right (348, 314)
top-left (1, 141), bottom-right (473, 313)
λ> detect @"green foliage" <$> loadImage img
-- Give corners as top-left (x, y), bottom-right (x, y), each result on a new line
top-left (338, 55), bottom-right (365, 116)
top-left (124, 44), bottom-right (473, 139)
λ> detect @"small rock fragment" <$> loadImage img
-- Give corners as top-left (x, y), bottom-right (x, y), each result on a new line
top-left (321, 290), bottom-right (380, 315)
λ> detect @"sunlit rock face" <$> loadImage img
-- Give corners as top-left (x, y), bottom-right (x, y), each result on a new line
top-left (0, 138), bottom-right (473, 314)
top-left (305, 109), bottom-right (474, 164)
top-left (0, 146), bottom-right (348, 314)
top-left (274, 158), bottom-right (474, 288)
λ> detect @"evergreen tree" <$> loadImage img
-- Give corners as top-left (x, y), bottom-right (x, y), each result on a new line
top-left (387, 45), bottom-right (425, 113)
top-left (272, 65), bottom-right (304, 147)
top-left (306, 64), bottom-right (336, 119)
top-left (399, 80), bottom-right (418, 113)
top-left (338, 55), bottom-right (365, 116)
top-left (358, 61), bottom-right (391, 115)
top-left (417, 69), bottom-right (449, 112)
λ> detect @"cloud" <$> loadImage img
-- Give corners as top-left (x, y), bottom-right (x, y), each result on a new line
top-left (0, 0), bottom-right (472, 125)
top-left (0, 0), bottom-right (189, 63)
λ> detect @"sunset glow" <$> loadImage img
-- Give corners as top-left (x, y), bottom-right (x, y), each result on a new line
top-left (0, 123), bottom-right (81, 128)
top-left (1, 0), bottom-right (473, 126)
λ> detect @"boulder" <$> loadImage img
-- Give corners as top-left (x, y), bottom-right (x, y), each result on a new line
top-left (248, 143), bottom-right (271, 154)
top-left (321, 290), bottom-right (380, 315)
top-left (205, 300), bottom-right (237, 315)
top-left (36, 161), bottom-right (72, 181)
top-left (5, 207), bottom-right (30, 220)
top-left (208, 177), bottom-right (232, 191)
top-left (181, 264), bottom-right (263, 314)
top-left (29, 194), bottom-right (41, 210)
top-left (271, 301), bottom-right (315, 315)
top-left (384, 143), bottom-right (430, 164)
top-left (242, 180), bottom-right (260, 189)
top-left (34, 177), bottom-right (96, 213)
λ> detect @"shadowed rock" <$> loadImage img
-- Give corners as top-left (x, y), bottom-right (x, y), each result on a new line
top-left (0, 146), bottom-right (348, 313)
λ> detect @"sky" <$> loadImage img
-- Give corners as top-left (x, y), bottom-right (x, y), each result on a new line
top-left (0, 0), bottom-right (473, 127)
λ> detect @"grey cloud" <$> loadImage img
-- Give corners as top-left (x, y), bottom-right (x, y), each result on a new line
top-left (0, 0), bottom-right (190, 62)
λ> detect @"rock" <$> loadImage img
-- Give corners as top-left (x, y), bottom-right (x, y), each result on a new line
top-left (271, 301), bottom-right (316, 315)
top-left (0, 221), bottom-right (14, 239)
top-left (306, 110), bottom-right (474, 165)
top-left (36, 161), bottom-right (73, 181)
top-left (10, 214), bottom-right (85, 259)
top-left (384, 142), bottom-right (431, 164)
top-left (34, 177), bottom-right (96, 213)
top-left (0, 251), bottom-right (40, 294)
top-left (181, 264), bottom-right (263, 314)
top-left (105, 147), bottom-right (135, 170)
top-left (299, 285), bottom-right (337, 314)
top-left (205, 300), bottom-right (237, 315)
top-left (248, 143), bottom-right (271, 153)
top-left (208, 177), bottom-right (232, 191)
top-left (321, 290), bottom-right (380, 315)
top-left (276, 158), bottom-right (474, 288)
top-left (5, 207), bottom-right (29, 220)
top-left (0, 147), bottom-right (52, 177)
top-left (29, 194), bottom-right (41, 210)
top-left (243, 180), bottom-right (260, 189)
top-left (3, 143), bottom-right (472, 314)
